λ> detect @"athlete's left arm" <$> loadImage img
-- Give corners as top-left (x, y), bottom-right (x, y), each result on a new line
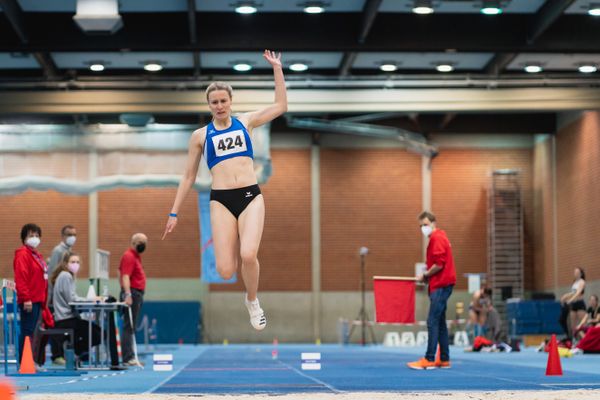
top-left (244, 50), bottom-right (288, 131)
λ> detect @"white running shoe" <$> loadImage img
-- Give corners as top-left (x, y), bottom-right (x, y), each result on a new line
top-left (245, 295), bottom-right (267, 331)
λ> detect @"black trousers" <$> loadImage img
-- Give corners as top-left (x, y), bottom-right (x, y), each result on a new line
top-left (54, 317), bottom-right (101, 358)
top-left (120, 288), bottom-right (144, 363)
top-left (18, 302), bottom-right (41, 364)
top-left (49, 305), bottom-right (64, 361)
top-left (559, 303), bottom-right (570, 338)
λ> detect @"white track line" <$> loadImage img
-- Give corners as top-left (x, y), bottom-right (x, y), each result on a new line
top-left (541, 383), bottom-right (600, 387)
top-left (276, 359), bottom-right (344, 394)
top-left (144, 348), bottom-right (208, 394)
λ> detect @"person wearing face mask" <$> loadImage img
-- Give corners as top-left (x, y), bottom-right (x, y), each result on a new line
top-left (119, 233), bottom-right (147, 367)
top-left (48, 225), bottom-right (77, 363)
top-left (13, 223), bottom-right (48, 365)
top-left (50, 252), bottom-right (101, 362)
top-left (48, 226), bottom-right (77, 292)
top-left (408, 211), bottom-right (456, 370)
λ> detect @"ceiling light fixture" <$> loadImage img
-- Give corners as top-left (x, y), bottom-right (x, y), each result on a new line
top-left (235, 2), bottom-right (259, 14)
top-left (578, 64), bottom-right (597, 73)
top-left (143, 62), bottom-right (163, 72)
top-left (289, 62), bottom-right (309, 72)
top-left (436, 63), bottom-right (454, 72)
top-left (303, 1), bottom-right (326, 14)
top-left (89, 62), bottom-right (105, 72)
top-left (380, 63), bottom-right (398, 72)
top-left (588, 3), bottom-right (600, 16)
top-left (233, 62), bottom-right (253, 72)
top-left (480, 0), bottom-right (502, 15)
top-left (412, 0), bottom-right (434, 15)
top-left (524, 64), bottom-right (542, 73)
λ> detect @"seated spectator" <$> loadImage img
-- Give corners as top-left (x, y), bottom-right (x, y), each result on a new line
top-left (482, 295), bottom-right (512, 352)
top-left (468, 287), bottom-right (492, 339)
top-left (574, 294), bottom-right (599, 341)
top-left (50, 251), bottom-right (100, 364)
top-left (573, 325), bottom-right (600, 354)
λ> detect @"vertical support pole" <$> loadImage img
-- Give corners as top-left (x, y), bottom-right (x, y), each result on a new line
top-left (3, 287), bottom-right (8, 375)
top-left (421, 156), bottom-right (432, 260)
top-left (89, 151), bottom-right (99, 284)
top-left (311, 143), bottom-right (321, 342)
top-left (551, 136), bottom-right (558, 292)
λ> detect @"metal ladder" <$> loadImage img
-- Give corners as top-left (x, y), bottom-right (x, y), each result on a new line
top-left (487, 170), bottom-right (524, 322)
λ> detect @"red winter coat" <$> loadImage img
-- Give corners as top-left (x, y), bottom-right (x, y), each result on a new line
top-left (13, 245), bottom-right (48, 304)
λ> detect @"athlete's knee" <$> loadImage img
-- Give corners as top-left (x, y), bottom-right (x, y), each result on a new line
top-left (216, 262), bottom-right (237, 280)
top-left (218, 268), bottom-right (236, 280)
top-left (240, 247), bottom-right (258, 265)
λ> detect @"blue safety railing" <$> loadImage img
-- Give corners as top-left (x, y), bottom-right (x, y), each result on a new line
top-left (2, 279), bottom-right (20, 375)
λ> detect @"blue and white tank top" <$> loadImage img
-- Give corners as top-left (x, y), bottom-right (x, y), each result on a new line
top-left (203, 117), bottom-right (254, 169)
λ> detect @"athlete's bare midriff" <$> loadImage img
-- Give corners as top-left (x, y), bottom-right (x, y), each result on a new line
top-left (210, 156), bottom-right (257, 190)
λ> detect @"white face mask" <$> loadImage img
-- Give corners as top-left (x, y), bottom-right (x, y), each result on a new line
top-left (65, 235), bottom-right (76, 247)
top-left (26, 236), bottom-right (41, 248)
top-left (421, 225), bottom-right (433, 237)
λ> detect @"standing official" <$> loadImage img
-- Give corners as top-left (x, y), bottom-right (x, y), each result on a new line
top-left (408, 212), bottom-right (456, 370)
top-left (119, 233), bottom-right (147, 366)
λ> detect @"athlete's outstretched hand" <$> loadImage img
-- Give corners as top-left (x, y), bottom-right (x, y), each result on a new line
top-left (263, 50), bottom-right (282, 68)
top-left (162, 216), bottom-right (178, 240)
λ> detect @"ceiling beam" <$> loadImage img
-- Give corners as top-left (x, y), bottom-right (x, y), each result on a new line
top-left (438, 113), bottom-right (457, 130)
top-left (338, 52), bottom-right (357, 77)
top-left (1, 13), bottom-right (598, 53)
top-left (338, 0), bottom-right (382, 77)
top-left (0, 0), bottom-right (28, 43)
top-left (187, 0), bottom-right (200, 76)
top-left (32, 52), bottom-right (59, 79)
top-left (485, 0), bottom-right (577, 76)
top-left (484, 52), bottom-right (517, 75)
top-left (2, 88), bottom-right (600, 114)
top-left (527, 0), bottom-right (577, 44)
top-left (0, 0), bottom-right (61, 80)
top-left (358, 0), bottom-right (383, 44)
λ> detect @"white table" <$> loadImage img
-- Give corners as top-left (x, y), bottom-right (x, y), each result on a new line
top-left (69, 301), bottom-right (128, 370)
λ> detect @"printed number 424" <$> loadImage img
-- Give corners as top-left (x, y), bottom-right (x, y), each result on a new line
top-left (217, 136), bottom-right (243, 151)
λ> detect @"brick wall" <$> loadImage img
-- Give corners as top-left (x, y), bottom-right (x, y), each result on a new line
top-left (556, 111), bottom-right (600, 286)
top-left (0, 191), bottom-right (89, 277)
top-left (320, 149), bottom-right (422, 291)
top-left (431, 149), bottom-right (534, 291)
top-left (1, 146), bottom-right (538, 294)
top-left (98, 187), bottom-right (200, 279)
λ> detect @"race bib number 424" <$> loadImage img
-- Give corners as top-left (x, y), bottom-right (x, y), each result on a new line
top-left (213, 130), bottom-right (248, 157)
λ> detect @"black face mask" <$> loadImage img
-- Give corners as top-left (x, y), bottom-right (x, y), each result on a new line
top-left (136, 243), bottom-right (146, 253)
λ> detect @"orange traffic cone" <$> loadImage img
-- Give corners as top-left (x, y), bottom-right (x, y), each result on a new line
top-left (19, 336), bottom-right (36, 374)
top-left (545, 334), bottom-right (563, 376)
top-left (0, 380), bottom-right (15, 400)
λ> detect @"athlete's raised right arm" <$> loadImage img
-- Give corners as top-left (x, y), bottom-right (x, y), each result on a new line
top-left (162, 128), bottom-right (205, 239)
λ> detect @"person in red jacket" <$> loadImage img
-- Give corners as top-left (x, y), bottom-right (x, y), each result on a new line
top-left (13, 223), bottom-right (48, 364)
top-left (408, 211), bottom-right (456, 370)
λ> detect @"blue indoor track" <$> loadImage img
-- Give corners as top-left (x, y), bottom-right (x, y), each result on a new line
top-left (8, 344), bottom-right (600, 395)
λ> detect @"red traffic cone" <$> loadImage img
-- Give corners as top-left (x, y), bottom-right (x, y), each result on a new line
top-left (545, 334), bottom-right (563, 376)
top-left (19, 336), bottom-right (36, 374)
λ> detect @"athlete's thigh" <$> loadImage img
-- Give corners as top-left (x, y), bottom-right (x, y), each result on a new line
top-left (237, 195), bottom-right (265, 254)
top-left (210, 200), bottom-right (240, 264)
